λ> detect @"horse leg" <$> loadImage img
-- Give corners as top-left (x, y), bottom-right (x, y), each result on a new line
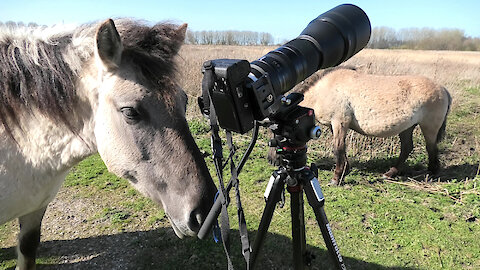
top-left (419, 119), bottom-right (444, 175)
top-left (331, 121), bottom-right (349, 185)
top-left (421, 128), bottom-right (441, 175)
top-left (426, 143), bottom-right (440, 174)
top-left (383, 125), bottom-right (416, 178)
top-left (267, 147), bottom-right (280, 165)
top-left (16, 206), bottom-right (47, 270)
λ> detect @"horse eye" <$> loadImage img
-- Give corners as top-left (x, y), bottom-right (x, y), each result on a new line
top-left (120, 107), bottom-right (141, 120)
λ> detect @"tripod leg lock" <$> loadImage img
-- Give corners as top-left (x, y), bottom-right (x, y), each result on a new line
top-left (264, 169), bottom-right (286, 202)
top-left (264, 174), bottom-right (277, 202)
top-left (308, 177), bottom-right (325, 208)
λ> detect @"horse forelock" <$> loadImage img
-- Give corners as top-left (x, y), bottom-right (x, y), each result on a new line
top-left (115, 20), bottom-right (183, 63)
top-left (112, 20), bottom-right (184, 111)
top-left (0, 20), bottom-right (183, 138)
top-left (121, 49), bottom-right (180, 110)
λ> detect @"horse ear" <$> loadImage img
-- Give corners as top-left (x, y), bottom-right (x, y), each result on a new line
top-left (170, 23), bottom-right (187, 54)
top-left (175, 23), bottom-right (188, 43)
top-left (95, 19), bottom-right (123, 70)
top-left (145, 22), bottom-right (187, 60)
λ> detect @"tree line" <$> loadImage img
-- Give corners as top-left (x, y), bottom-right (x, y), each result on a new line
top-left (368, 26), bottom-right (480, 51)
top-left (185, 30), bottom-right (274, 45)
top-left (185, 27), bottom-right (480, 51)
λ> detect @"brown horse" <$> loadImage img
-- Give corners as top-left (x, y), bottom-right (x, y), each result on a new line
top-left (298, 67), bottom-right (451, 185)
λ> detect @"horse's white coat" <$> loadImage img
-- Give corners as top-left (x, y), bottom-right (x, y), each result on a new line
top-left (0, 76), bottom-right (97, 225)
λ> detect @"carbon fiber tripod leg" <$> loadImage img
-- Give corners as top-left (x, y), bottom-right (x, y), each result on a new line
top-left (303, 173), bottom-right (347, 270)
top-left (250, 170), bottom-right (286, 269)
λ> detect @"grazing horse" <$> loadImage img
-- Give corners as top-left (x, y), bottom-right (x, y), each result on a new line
top-left (297, 67), bottom-right (451, 185)
top-left (0, 19), bottom-right (217, 269)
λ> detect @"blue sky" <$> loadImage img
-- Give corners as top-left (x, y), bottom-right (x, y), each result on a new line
top-left (1, 0), bottom-right (479, 42)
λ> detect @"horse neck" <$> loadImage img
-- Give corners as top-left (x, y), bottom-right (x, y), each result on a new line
top-left (10, 66), bottom-right (99, 177)
top-left (10, 106), bottom-right (96, 177)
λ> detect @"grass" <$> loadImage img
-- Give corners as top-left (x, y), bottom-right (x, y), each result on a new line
top-left (1, 47), bottom-right (480, 269)
top-left (4, 114), bottom-right (477, 269)
top-left (64, 154), bottom-right (129, 191)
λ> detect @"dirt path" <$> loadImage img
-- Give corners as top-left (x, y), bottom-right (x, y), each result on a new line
top-left (1, 185), bottom-right (192, 269)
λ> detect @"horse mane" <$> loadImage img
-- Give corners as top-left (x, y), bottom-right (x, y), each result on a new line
top-left (293, 65), bottom-right (357, 94)
top-left (0, 19), bottom-right (182, 138)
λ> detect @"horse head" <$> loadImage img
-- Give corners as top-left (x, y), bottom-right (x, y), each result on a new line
top-left (89, 19), bottom-right (216, 238)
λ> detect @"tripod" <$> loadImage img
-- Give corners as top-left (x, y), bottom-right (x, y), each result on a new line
top-left (249, 102), bottom-right (346, 270)
top-left (249, 143), bottom-right (345, 269)
top-left (196, 91), bottom-right (346, 269)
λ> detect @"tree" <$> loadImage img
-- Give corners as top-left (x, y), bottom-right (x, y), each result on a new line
top-left (260, 32), bottom-right (274, 46)
top-left (368, 26), bottom-right (399, 49)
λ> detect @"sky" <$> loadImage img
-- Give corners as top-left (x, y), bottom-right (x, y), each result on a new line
top-left (1, 0), bottom-right (479, 43)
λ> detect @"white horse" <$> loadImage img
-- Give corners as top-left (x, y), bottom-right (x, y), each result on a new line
top-left (0, 19), bottom-right (217, 269)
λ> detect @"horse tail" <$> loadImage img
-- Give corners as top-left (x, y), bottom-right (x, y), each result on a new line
top-left (436, 88), bottom-right (452, 143)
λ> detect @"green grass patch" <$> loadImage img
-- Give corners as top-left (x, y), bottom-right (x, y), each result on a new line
top-left (449, 86), bottom-right (480, 138)
top-left (64, 154), bottom-right (128, 191)
top-left (188, 122), bottom-right (480, 269)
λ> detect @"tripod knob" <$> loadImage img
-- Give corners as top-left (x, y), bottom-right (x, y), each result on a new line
top-left (310, 126), bottom-right (322, 139)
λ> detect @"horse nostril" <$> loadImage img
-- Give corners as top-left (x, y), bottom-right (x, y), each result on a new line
top-left (188, 209), bottom-right (204, 233)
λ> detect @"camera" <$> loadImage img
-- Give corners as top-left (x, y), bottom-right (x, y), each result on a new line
top-left (200, 4), bottom-right (371, 134)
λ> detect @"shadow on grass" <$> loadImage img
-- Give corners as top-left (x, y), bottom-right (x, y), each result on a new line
top-left (313, 156), bottom-right (478, 184)
top-left (0, 228), bottom-right (418, 270)
top-left (440, 163), bottom-right (479, 181)
top-left (312, 156), bottom-right (394, 183)
top-left (313, 156), bottom-right (396, 174)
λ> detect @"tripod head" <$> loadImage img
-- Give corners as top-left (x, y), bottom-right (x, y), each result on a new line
top-left (266, 92), bottom-right (321, 171)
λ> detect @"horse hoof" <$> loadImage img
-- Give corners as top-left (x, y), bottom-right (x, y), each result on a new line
top-left (382, 174), bottom-right (393, 180)
top-left (328, 179), bottom-right (340, 186)
top-left (383, 167), bottom-right (399, 179)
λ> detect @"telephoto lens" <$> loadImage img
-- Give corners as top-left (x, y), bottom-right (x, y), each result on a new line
top-left (250, 4), bottom-right (371, 95)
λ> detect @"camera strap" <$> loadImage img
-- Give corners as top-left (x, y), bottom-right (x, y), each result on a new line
top-left (202, 62), bottom-right (251, 269)
top-left (203, 63), bottom-right (234, 269)
top-left (226, 131), bottom-right (252, 269)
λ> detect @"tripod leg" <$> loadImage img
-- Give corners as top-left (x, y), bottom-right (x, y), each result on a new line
top-left (250, 171), bottom-right (286, 269)
top-left (303, 176), bottom-right (347, 270)
top-left (289, 185), bottom-right (308, 269)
